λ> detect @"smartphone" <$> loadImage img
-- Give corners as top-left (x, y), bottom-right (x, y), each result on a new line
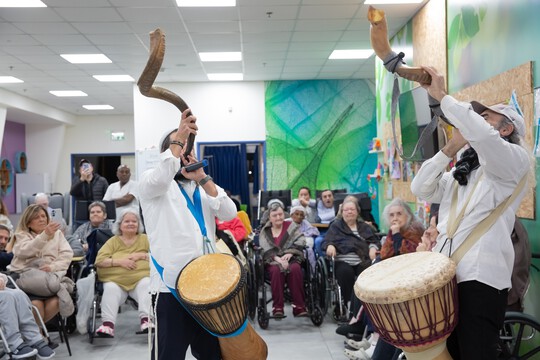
top-left (184, 159), bottom-right (208, 172)
top-left (50, 208), bottom-right (63, 224)
top-left (82, 163), bottom-right (90, 171)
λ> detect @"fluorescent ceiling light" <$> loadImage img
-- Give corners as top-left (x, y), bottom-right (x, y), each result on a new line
top-left (50, 90), bottom-right (88, 97)
top-left (207, 73), bottom-right (243, 81)
top-left (60, 54), bottom-right (112, 64)
top-left (329, 49), bottom-right (374, 59)
top-left (93, 75), bottom-right (134, 82)
top-left (83, 105), bottom-right (114, 110)
top-left (177, 0), bottom-right (235, 6)
top-left (0, 0), bottom-right (47, 7)
top-left (0, 76), bottom-right (24, 83)
top-left (199, 52), bottom-right (242, 62)
top-left (364, 0), bottom-right (423, 4)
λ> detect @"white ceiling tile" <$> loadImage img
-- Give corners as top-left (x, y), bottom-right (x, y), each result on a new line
top-left (53, 8), bottom-right (124, 22)
top-left (299, 5), bottom-right (360, 20)
top-left (12, 22), bottom-right (79, 34)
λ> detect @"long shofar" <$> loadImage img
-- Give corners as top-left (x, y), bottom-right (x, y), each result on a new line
top-left (368, 6), bottom-right (431, 84)
top-left (137, 28), bottom-right (195, 158)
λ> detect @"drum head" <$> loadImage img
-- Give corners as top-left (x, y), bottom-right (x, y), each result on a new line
top-left (177, 253), bottom-right (241, 305)
top-left (354, 252), bottom-right (456, 304)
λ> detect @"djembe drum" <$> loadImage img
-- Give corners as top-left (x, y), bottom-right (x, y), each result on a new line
top-left (176, 253), bottom-right (268, 360)
top-left (354, 252), bottom-right (458, 360)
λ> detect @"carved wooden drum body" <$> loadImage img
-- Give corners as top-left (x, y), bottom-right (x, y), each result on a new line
top-left (354, 252), bottom-right (458, 360)
top-left (176, 253), bottom-right (267, 360)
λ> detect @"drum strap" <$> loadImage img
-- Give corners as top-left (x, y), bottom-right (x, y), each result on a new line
top-left (448, 173), bottom-right (527, 264)
top-left (149, 253), bottom-right (248, 338)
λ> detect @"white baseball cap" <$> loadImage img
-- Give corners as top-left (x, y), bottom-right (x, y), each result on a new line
top-left (471, 101), bottom-right (525, 137)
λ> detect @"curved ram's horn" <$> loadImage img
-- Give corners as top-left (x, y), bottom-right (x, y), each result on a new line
top-left (137, 28), bottom-right (195, 158)
top-left (368, 6), bottom-right (431, 84)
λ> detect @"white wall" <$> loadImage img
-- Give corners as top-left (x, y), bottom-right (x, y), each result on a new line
top-left (55, 115), bottom-right (135, 194)
top-left (134, 81), bottom-right (266, 151)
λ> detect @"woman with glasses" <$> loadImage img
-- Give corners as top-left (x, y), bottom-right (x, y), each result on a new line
top-left (258, 201), bottom-right (308, 318)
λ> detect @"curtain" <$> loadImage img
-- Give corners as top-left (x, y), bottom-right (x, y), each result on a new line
top-left (252, 146), bottom-right (260, 195)
top-left (203, 146), bottom-right (249, 205)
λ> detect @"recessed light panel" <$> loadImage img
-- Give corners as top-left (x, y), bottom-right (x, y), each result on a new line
top-left (50, 90), bottom-right (88, 97)
top-left (60, 54), bottom-right (112, 64)
top-left (93, 75), bottom-right (134, 82)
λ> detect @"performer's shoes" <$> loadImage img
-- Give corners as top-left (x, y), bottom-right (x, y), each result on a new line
top-left (96, 324), bottom-right (115, 338)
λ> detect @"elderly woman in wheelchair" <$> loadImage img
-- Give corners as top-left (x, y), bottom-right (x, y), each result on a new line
top-left (258, 201), bottom-right (308, 318)
top-left (321, 196), bottom-right (380, 317)
top-left (94, 210), bottom-right (151, 338)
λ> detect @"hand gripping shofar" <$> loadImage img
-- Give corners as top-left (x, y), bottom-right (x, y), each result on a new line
top-left (368, 6), bottom-right (432, 84)
top-left (137, 28), bottom-right (195, 159)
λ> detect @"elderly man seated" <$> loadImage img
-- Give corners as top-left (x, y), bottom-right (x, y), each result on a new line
top-left (314, 189), bottom-right (336, 257)
top-left (67, 201), bottom-right (113, 256)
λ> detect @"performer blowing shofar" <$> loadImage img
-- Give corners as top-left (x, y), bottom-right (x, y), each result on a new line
top-left (137, 29), bottom-right (268, 360)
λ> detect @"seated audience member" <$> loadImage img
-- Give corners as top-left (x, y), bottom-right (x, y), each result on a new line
top-left (9, 204), bottom-right (74, 322)
top-left (322, 196), bottom-right (379, 312)
top-left (258, 201), bottom-right (307, 318)
top-left (34, 193), bottom-right (69, 235)
top-left (316, 189), bottom-right (336, 224)
top-left (259, 199), bottom-right (289, 227)
top-left (94, 210), bottom-right (151, 337)
top-left (0, 273), bottom-right (56, 359)
top-left (292, 187), bottom-right (317, 223)
top-left (0, 198), bottom-right (13, 234)
top-left (379, 198), bottom-right (424, 260)
top-left (287, 206), bottom-right (319, 248)
top-left (314, 189), bottom-right (336, 257)
top-left (0, 224), bottom-right (13, 271)
top-left (103, 165), bottom-right (139, 220)
top-left (68, 201), bottom-right (113, 256)
top-left (216, 216), bottom-right (247, 244)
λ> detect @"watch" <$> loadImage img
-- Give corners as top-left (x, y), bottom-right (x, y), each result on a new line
top-left (198, 175), bottom-right (213, 186)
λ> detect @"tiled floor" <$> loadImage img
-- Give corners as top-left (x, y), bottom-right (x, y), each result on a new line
top-left (50, 303), bottom-right (347, 360)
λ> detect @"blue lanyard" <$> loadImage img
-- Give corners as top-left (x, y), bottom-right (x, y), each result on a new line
top-left (179, 184), bottom-right (207, 237)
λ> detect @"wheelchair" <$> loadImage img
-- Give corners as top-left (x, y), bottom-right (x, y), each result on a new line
top-left (314, 256), bottom-right (349, 323)
top-left (253, 246), bottom-right (324, 329)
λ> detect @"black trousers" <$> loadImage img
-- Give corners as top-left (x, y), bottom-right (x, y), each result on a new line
top-left (151, 292), bottom-right (221, 360)
top-left (446, 280), bottom-right (508, 360)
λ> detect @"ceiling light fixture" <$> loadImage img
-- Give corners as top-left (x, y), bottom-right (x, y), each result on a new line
top-left (329, 49), bottom-right (374, 59)
top-left (199, 52), bottom-right (242, 62)
top-left (93, 75), bottom-right (134, 82)
top-left (83, 105), bottom-right (114, 110)
top-left (49, 90), bottom-right (88, 97)
top-left (0, 76), bottom-right (24, 83)
top-left (176, 0), bottom-right (235, 7)
top-left (207, 73), bottom-right (243, 81)
top-left (364, 0), bottom-right (423, 4)
top-left (0, 0), bottom-right (46, 7)
top-left (60, 54), bottom-right (112, 64)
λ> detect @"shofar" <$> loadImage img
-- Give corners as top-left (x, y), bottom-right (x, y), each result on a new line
top-left (368, 6), bottom-right (431, 84)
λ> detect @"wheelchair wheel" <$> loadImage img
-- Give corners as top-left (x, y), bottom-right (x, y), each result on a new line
top-left (498, 311), bottom-right (540, 359)
top-left (87, 297), bottom-right (97, 344)
top-left (247, 260), bottom-right (258, 321)
top-left (310, 305), bottom-right (324, 327)
top-left (257, 302), bottom-right (269, 330)
top-left (314, 257), bottom-right (330, 316)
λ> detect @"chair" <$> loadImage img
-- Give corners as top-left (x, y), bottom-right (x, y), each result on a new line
top-left (257, 189), bottom-right (292, 221)
top-left (315, 188), bottom-right (347, 200)
top-left (20, 192), bottom-right (70, 224)
top-left (0, 274), bottom-right (72, 357)
top-left (333, 192), bottom-right (379, 231)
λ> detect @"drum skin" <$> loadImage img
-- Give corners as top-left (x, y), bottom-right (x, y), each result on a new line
top-left (177, 253), bottom-right (268, 360)
top-left (354, 252), bottom-right (457, 360)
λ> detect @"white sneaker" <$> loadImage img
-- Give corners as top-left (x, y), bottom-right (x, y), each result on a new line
top-left (344, 347), bottom-right (371, 360)
top-left (346, 338), bottom-right (371, 350)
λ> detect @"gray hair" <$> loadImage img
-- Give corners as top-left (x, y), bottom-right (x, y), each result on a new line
top-left (88, 201), bottom-right (107, 218)
top-left (336, 195), bottom-right (363, 221)
top-left (34, 193), bottom-right (49, 202)
top-left (112, 210), bottom-right (144, 235)
top-left (382, 198), bottom-right (415, 228)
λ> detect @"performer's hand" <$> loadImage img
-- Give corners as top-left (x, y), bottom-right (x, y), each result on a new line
top-left (442, 128), bottom-right (468, 158)
top-left (180, 154), bottom-right (207, 182)
top-left (390, 223), bottom-right (400, 234)
top-left (173, 108), bottom-right (197, 144)
top-left (421, 66), bottom-right (447, 102)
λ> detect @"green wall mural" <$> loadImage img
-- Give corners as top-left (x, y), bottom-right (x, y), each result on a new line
top-left (448, 0), bottom-right (540, 93)
top-left (265, 79), bottom-right (379, 223)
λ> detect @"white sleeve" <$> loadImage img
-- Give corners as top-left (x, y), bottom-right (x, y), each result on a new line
top-left (139, 150), bottom-right (181, 200)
